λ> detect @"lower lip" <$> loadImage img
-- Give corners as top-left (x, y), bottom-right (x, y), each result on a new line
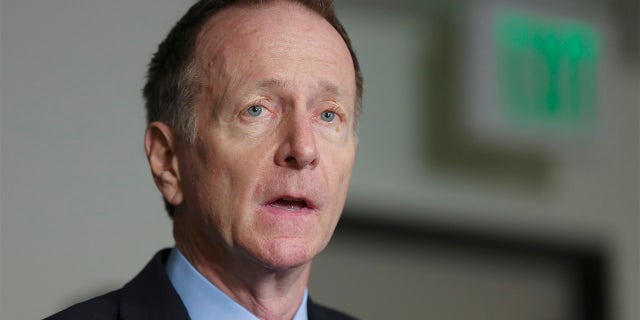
top-left (261, 203), bottom-right (316, 216)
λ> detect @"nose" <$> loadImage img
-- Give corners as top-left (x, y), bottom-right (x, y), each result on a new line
top-left (274, 113), bottom-right (318, 169)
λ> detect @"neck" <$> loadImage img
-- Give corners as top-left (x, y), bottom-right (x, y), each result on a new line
top-left (173, 219), bottom-right (310, 320)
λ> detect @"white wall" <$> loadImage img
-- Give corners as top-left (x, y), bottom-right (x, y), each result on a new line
top-left (1, 0), bottom-right (638, 319)
top-left (1, 1), bottom-right (187, 318)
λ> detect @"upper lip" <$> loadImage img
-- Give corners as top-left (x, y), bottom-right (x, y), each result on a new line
top-left (265, 195), bottom-right (317, 210)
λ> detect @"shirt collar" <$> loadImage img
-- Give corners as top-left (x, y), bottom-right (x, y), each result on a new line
top-left (166, 247), bottom-right (308, 320)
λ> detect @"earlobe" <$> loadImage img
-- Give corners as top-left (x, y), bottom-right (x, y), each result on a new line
top-left (144, 122), bottom-right (184, 206)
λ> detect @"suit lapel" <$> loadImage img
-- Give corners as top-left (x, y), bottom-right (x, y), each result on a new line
top-left (307, 297), bottom-right (328, 320)
top-left (119, 249), bottom-right (191, 320)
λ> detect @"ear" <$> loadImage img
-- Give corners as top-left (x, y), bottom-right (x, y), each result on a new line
top-left (144, 122), bottom-right (184, 207)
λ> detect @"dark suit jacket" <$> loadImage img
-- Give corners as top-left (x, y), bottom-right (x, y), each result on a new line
top-left (45, 249), bottom-right (355, 320)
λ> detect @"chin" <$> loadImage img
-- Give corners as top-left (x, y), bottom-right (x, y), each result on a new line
top-left (253, 237), bottom-right (321, 271)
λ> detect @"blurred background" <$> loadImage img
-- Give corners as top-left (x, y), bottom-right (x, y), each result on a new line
top-left (1, 0), bottom-right (638, 319)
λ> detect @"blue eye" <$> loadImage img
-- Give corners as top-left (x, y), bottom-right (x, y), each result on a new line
top-left (246, 105), bottom-right (263, 117)
top-left (320, 111), bottom-right (336, 122)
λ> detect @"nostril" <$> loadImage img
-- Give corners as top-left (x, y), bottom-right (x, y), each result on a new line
top-left (284, 155), bottom-right (316, 169)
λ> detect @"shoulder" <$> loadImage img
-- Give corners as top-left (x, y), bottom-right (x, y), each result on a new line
top-left (43, 249), bottom-right (189, 320)
top-left (43, 290), bottom-right (121, 320)
top-left (308, 298), bottom-right (358, 320)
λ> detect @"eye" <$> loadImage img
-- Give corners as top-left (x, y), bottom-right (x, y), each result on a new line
top-left (246, 105), bottom-right (263, 117)
top-left (320, 110), bottom-right (336, 122)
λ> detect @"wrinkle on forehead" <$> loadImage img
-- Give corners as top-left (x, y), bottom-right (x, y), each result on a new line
top-left (193, 1), bottom-right (351, 81)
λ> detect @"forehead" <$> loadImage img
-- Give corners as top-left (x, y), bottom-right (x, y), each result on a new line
top-left (197, 2), bottom-right (343, 50)
top-left (192, 1), bottom-right (355, 95)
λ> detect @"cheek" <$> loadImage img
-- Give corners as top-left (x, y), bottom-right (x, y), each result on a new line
top-left (203, 138), bottom-right (273, 212)
top-left (319, 143), bottom-right (355, 227)
top-left (324, 139), bottom-right (356, 182)
top-left (192, 156), bottom-right (258, 246)
top-left (187, 139), bottom-right (239, 216)
top-left (191, 165), bottom-right (228, 226)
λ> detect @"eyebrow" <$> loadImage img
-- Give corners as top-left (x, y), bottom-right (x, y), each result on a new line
top-left (255, 79), bottom-right (342, 97)
top-left (256, 78), bottom-right (288, 91)
top-left (318, 80), bottom-right (341, 97)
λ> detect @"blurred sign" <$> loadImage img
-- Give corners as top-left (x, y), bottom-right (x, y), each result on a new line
top-left (494, 12), bottom-right (600, 131)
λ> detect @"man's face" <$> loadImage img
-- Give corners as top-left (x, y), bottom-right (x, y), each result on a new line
top-left (175, 2), bottom-right (357, 270)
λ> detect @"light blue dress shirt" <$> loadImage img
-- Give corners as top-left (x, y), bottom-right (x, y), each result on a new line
top-left (166, 247), bottom-right (309, 320)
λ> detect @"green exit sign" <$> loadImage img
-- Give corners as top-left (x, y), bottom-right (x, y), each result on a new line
top-left (494, 11), bottom-right (600, 131)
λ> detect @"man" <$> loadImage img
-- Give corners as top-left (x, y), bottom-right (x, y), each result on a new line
top-left (46, 0), bottom-right (362, 319)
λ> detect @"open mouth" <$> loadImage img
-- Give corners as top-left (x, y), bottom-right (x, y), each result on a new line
top-left (268, 197), bottom-right (312, 211)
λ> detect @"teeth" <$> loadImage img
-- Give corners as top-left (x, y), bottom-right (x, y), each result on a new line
top-left (272, 198), bottom-right (307, 210)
